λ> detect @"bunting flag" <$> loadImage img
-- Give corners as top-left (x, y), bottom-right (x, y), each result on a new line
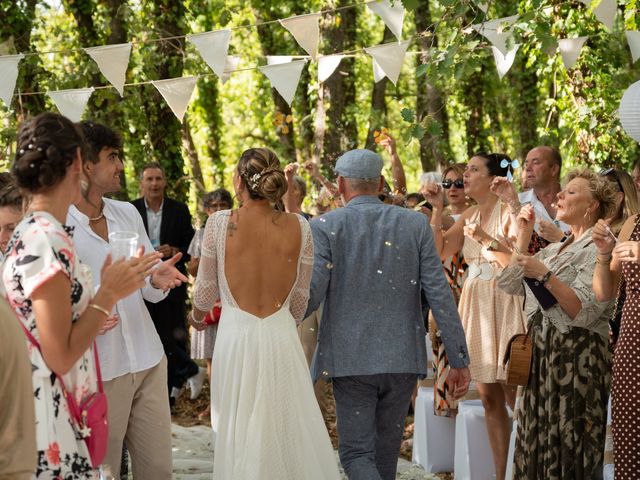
top-left (279, 13), bottom-right (321, 60)
top-left (626, 31), bottom-right (640, 63)
top-left (318, 55), bottom-right (344, 83)
top-left (367, 0), bottom-right (405, 42)
top-left (0, 54), bottom-right (24, 106)
top-left (48, 87), bottom-right (95, 122)
top-left (221, 55), bottom-right (240, 84)
top-left (373, 59), bottom-right (386, 83)
top-left (580, 0), bottom-right (617, 30)
top-left (620, 80), bottom-right (640, 142)
top-left (365, 40), bottom-right (410, 85)
top-left (477, 2), bottom-right (489, 14)
top-left (84, 43), bottom-right (131, 96)
top-left (151, 76), bottom-right (198, 122)
top-left (492, 45), bottom-right (520, 80)
top-left (187, 29), bottom-right (232, 80)
top-left (258, 59), bottom-right (307, 106)
top-left (558, 37), bottom-right (588, 70)
top-left (266, 56), bottom-right (294, 65)
top-left (472, 15), bottom-right (519, 56)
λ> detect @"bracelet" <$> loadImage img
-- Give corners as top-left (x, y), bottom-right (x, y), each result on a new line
top-left (540, 270), bottom-right (553, 285)
top-left (507, 200), bottom-right (521, 214)
top-left (596, 254), bottom-right (612, 266)
top-left (89, 302), bottom-right (110, 317)
top-left (190, 311), bottom-right (206, 326)
top-left (430, 223), bottom-right (443, 230)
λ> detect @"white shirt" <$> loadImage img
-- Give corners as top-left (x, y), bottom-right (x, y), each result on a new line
top-left (144, 198), bottom-right (163, 248)
top-left (67, 199), bottom-right (168, 381)
top-left (519, 189), bottom-right (570, 235)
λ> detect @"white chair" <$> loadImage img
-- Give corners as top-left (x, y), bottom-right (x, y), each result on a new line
top-left (412, 386), bottom-right (456, 473)
top-left (454, 399), bottom-right (513, 480)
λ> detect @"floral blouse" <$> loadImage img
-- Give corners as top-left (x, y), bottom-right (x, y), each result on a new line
top-left (1, 212), bottom-right (98, 478)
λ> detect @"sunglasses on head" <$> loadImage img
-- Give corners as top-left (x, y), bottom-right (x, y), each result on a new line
top-left (600, 168), bottom-right (623, 191)
top-left (441, 179), bottom-right (464, 189)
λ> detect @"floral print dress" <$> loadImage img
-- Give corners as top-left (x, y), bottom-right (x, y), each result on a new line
top-left (1, 212), bottom-right (98, 479)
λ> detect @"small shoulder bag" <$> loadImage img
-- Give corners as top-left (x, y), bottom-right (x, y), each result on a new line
top-left (20, 323), bottom-right (108, 469)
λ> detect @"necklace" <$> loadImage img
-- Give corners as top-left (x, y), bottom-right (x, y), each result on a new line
top-left (89, 201), bottom-right (105, 222)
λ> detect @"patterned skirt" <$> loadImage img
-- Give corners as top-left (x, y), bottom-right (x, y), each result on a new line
top-left (514, 314), bottom-right (611, 479)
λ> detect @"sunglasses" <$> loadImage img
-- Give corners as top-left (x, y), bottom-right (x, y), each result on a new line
top-left (441, 179), bottom-right (464, 189)
top-left (600, 168), bottom-right (623, 191)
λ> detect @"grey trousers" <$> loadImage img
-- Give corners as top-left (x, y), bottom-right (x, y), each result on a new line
top-left (332, 373), bottom-right (418, 480)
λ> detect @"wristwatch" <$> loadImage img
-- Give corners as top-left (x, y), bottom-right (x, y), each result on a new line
top-left (540, 270), bottom-right (553, 285)
top-left (486, 238), bottom-right (499, 251)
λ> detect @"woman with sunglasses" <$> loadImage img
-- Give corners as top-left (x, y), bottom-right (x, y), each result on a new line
top-left (426, 163), bottom-right (472, 416)
top-left (424, 153), bottom-right (525, 480)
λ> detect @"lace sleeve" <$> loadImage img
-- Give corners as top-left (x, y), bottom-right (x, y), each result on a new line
top-left (289, 217), bottom-right (314, 325)
top-left (193, 213), bottom-right (222, 312)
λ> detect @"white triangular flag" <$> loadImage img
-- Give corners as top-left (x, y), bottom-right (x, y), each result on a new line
top-left (373, 59), bottom-right (386, 83)
top-left (84, 43), bottom-right (131, 96)
top-left (365, 40), bottom-right (410, 86)
top-left (48, 88), bottom-right (95, 122)
top-left (151, 76), bottom-right (198, 122)
top-left (491, 44), bottom-right (520, 79)
top-left (558, 37), bottom-right (588, 70)
top-left (280, 13), bottom-right (321, 60)
top-left (580, 0), bottom-right (617, 30)
top-left (187, 30), bottom-right (232, 79)
top-left (221, 55), bottom-right (240, 84)
top-left (259, 60), bottom-right (307, 106)
top-left (477, 2), bottom-right (488, 13)
top-left (0, 54), bottom-right (23, 106)
top-left (472, 15), bottom-right (519, 56)
top-left (267, 56), bottom-right (293, 65)
top-left (367, 0), bottom-right (405, 42)
top-left (318, 55), bottom-right (344, 83)
top-left (626, 31), bottom-right (640, 63)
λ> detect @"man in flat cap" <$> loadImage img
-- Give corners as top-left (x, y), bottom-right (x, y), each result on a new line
top-left (306, 149), bottom-right (471, 480)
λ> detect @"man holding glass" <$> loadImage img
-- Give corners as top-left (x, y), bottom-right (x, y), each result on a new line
top-left (67, 121), bottom-right (188, 479)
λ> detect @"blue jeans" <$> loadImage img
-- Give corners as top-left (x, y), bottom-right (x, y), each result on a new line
top-left (332, 373), bottom-right (417, 480)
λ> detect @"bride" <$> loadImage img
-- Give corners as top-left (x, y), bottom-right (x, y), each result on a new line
top-left (189, 148), bottom-right (340, 479)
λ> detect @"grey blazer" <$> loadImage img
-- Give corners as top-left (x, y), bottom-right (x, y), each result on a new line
top-left (306, 195), bottom-right (470, 381)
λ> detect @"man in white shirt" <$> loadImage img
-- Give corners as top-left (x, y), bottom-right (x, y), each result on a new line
top-left (67, 121), bottom-right (188, 479)
top-left (518, 146), bottom-right (569, 239)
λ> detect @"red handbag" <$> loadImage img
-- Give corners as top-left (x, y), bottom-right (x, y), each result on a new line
top-left (20, 323), bottom-right (108, 469)
top-left (203, 300), bottom-right (222, 326)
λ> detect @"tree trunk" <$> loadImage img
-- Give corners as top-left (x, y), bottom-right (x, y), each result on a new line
top-left (182, 115), bottom-right (205, 195)
top-left (322, 0), bottom-right (359, 169)
top-left (463, 63), bottom-right (491, 157)
top-left (510, 53), bottom-right (539, 159)
top-left (4, 0), bottom-right (46, 120)
top-left (414, 0), bottom-right (451, 171)
top-left (364, 28), bottom-right (394, 151)
top-left (297, 66), bottom-right (315, 163)
top-left (252, 3), bottom-right (301, 164)
top-left (139, 1), bottom-right (188, 201)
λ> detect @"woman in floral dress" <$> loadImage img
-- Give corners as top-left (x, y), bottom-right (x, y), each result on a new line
top-left (1, 113), bottom-right (158, 478)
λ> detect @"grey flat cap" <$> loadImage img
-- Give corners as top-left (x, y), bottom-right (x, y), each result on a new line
top-left (334, 149), bottom-right (383, 179)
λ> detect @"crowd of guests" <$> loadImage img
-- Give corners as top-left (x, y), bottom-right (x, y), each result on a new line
top-left (0, 110), bottom-right (639, 480)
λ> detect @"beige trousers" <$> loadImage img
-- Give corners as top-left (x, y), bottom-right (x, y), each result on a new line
top-left (102, 356), bottom-right (173, 479)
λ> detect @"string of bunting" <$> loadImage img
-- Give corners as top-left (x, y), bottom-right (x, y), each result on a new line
top-left (1, 0), bottom-right (639, 136)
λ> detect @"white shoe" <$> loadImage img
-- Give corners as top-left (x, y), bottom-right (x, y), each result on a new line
top-left (170, 386), bottom-right (183, 399)
top-left (188, 367), bottom-right (207, 400)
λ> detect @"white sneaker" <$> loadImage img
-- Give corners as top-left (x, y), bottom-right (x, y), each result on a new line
top-left (170, 386), bottom-right (183, 399)
top-left (188, 367), bottom-right (207, 400)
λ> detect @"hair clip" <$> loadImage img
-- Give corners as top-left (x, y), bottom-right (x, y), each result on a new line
top-left (500, 158), bottom-right (520, 182)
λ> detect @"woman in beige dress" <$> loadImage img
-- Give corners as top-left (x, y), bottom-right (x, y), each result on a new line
top-left (425, 153), bottom-right (526, 480)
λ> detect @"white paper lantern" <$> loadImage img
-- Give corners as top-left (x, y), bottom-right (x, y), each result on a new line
top-left (620, 80), bottom-right (640, 142)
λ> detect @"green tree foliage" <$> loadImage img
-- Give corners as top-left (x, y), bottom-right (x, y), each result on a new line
top-left (0, 0), bottom-right (639, 210)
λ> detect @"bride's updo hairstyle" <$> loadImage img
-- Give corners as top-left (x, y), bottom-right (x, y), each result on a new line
top-left (237, 148), bottom-right (288, 206)
top-left (12, 112), bottom-right (86, 194)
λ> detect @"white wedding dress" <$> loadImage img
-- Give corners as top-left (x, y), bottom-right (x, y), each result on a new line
top-left (193, 211), bottom-right (340, 480)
